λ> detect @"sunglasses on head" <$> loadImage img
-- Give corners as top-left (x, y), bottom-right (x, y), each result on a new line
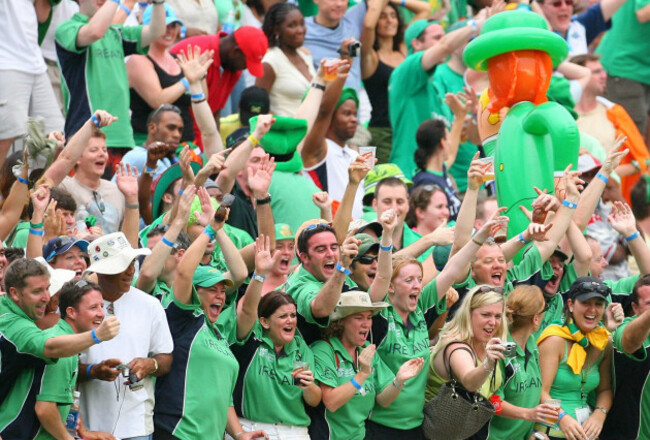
top-left (354, 255), bottom-right (378, 265)
top-left (572, 281), bottom-right (611, 298)
top-left (476, 285), bottom-right (505, 295)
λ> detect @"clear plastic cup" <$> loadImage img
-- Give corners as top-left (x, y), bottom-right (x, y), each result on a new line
top-left (358, 146), bottom-right (376, 168)
top-left (544, 399), bottom-right (561, 424)
top-left (492, 218), bottom-right (508, 243)
top-left (292, 360), bottom-right (309, 385)
top-left (477, 157), bottom-right (495, 183)
top-left (323, 58), bottom-right (340, 82)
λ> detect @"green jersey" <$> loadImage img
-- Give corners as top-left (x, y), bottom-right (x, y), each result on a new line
top-left (311, 338), bottom-right (394, 440)
top-left (0, 296), bottom-right (56, 439)
top-left (34, 320), bottom-right (78, 440)
top-left (229, 322), bottom-right (319, 426)
top-left (269, 171), bottom-right (322, 234)
top-left (55, 14), bottom-right (144, 148)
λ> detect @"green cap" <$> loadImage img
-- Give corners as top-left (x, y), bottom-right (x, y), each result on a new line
top-left (152, 162), bottom-right (202, 219)
top-left (249, 115), bottom-right (308, 173)
top-left (363, 163), bottom-right (414, 198)
top-left (355, 233), bottom-right (379, 256)
top-left (275, 223), bottom-right (295, 241)
top-left (193, 266), bottom-right (234, 288)
top-left (336, 88), bottom-right (359, 110)
top-left (463, 10), bottom-right (568, 71)
top-left (405, 19), bottom-right (437, 54)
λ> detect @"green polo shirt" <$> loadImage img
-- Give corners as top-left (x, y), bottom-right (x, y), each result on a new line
top-left (488, 332), bottom-right (543, 440)
top-left (229, 322), bottom-right (319, 426)
top-left (34, 320), bottom-right (78, 440)
top-left (283, 265), bottom-right (357, 344)
top-left (269, 171), bottom-right (322, 234)
top-left (370, 279), bottom-right (446, 429)
top-left (0, 296), bottom-right (56, 438)
top-left (605, 275), bottom-right (638, 302)
top-left (154, 290), bottom-right (239, 438)
top-left (311, 338), bottom-right (394, 440)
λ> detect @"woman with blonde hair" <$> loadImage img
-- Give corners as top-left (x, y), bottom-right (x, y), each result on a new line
top-left (487, 285), bottom-right (559, 440)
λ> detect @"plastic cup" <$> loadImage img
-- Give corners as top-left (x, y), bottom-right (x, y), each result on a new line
top-left (544, 399), bottom-right (561, 424)
top-left (292, 360), bottom-right (309, 385)
top-left (492, 218), bottom-right (508, 243)
top-left (359, 146), bottom-right (376, 168)
top-left (532, 206), bottom-right (548, 224)
top-left (477, 157), bottom-right (495, 183)
top-left (323, 58), bottom-right (340, 82)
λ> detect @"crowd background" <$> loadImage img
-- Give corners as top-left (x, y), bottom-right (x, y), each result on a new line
top-left (1, 0), bottom-right (650, 439)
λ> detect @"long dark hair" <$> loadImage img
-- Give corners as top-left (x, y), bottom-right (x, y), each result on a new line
top-left (262, 2), bottom-right (302, 47)
top-left (258, 290), bottom-right (297, 320)
top-left (372, 2), bottom-right (406, 52)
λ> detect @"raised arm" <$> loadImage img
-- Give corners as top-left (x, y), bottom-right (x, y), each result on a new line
top-left (0, 158), bottom-right (30, 241)
top-left (332, 157), bottom-right (371, 243)
top-left (600, 0), bottom-right (628, 21)
top-left (395, 220), bottom-right (454, 260)
top-left (138, 141), bottom-right (171, 224)
top-left (194, 149), bottom-right (228, 189)
top-left (126, 55), bottom-right (188, 109)
top-left (609, 201), bottom-right (650, 275)
top-left (26, 185), bottom-right (51, 259)
top-left (557, 60), bottom-right (592, 93)
top-left (450, 153), bottom-right (484, 258)
top-left (360, 0), bottom-right (390, 79)
top-left (368, 209), bottom-right (397, 302)
top-left (139, 1), bottom-right (166, 47)
top-left (321, 344), bottom-right (377, 412)
top-left (621, 307), bottom-right (650, 354)
top-left (443, 92), bottom-right (470, 169)
top-left (115, 163), bottom-right (140, 248)
top-left (75, 0), bottom-right (121, 47)
top-left (567, 221), bottom-right (592, 277)
top-left (294, 59), bottom-right (328, 129)
top-left (43, 316), bottom-right (120, 358)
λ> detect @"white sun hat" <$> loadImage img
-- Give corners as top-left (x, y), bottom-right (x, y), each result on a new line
top-left (34, 257), bottom-right (76, 297)
top-left (85, 232), bottom-right (151, 275)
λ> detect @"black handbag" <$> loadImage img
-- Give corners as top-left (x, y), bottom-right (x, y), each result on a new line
top-left (422, 343), bottom-right (496, 440)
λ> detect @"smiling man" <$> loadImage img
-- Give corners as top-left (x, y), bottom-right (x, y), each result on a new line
top-left (79, 232), bottom-right (173, 440)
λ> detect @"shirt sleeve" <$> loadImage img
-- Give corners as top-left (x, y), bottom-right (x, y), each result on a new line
top-left (373, 354), bottom-right (396, 393)
top-left (1, 315), bottom-right (55, 362)
top-left (119, 25), bottom-right (144, 55)
top-left (575, 3), bottom-right (611, 45)
top-left (420, 278), bottom-right (447, 325)
top-left (636, 0), bottom-right (650, 11)
top-left (509, 245), bottom-right (553, 285)
top-left (389, 52), bottom-right (431, 98)
top-left (613, 318), bottom-right (647, 361)
top-left (149, 296), bottom-right (174, 355)
top-left (55, 19), bottom-right (85, 54)
top-left (37, 360), bottom-right (77, 403)
top-left (311, 341), bottom-right (339, 387)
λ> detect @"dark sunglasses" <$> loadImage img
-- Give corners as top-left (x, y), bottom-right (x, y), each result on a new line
top-left (571, 281), bottom-right (611, 298)
top-left (354, 255), bottom-right (378, 265)
top-left (550, 0), bottom-right (573, 6)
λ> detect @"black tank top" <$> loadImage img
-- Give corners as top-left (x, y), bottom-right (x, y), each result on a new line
top-left (130, 55), bottom-right (194, 142)
top-left (364, 59), bottom-right (394, 128)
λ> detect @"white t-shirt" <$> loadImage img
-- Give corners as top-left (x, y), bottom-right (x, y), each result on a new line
top-left (58, 176), bottom-right (125, 234)
top-left (79, 287), bottom-right (173, 439)
top-left (303, 138), bottom-right (365, 219)
top-left (40, 0), bottom-right (79, 62)
top-left (0, 0), bottom-right (47, 73)
top-left (263, 47), bottom-right (314, 117)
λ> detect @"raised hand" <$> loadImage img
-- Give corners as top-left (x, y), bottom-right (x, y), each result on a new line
top-left (604, 302), bottom-right (624, 331)
top-left (358, 344), bottom-right (376, 375)
top-left (252, 114), bottom-right (276, 141)
top-left (92, 110), bottom-right (118, 128)
top-left (601, 141), bottom-right (629, 175)
top-left (94, 316), bottom-right (120, 342)
top-left (195, 186), bottom-right (216, 227)
top-left (445, 92), bottom-right (470, 119)
top-left (177, 45), bottom-right (214, 84)
top-left (608, 201), bottom-right (637, 236)
top-left (145, 141), bottom-right (170, 171)
top-left (396, 357), bottom-right (424, 384)
top-left (427, 220), bottom-right (455, 246)
top-left (312, 192), bottom-right (332, 210)
top-left (467, 152), bottom-right (486, 191)
top-left (175, 185), bottom-right (197, 224)
top-left (526, 222), bottom-right (552, 242)
top-left (339, 232), bottom-right (361, 268)
top-left (115, 163), bottom-right (139, 200)
top-left (200, 149), bottom-right (230, 176)
top-left (349, 156), bottom-right (371, 185)
top-left (179, 146), bottom-right (196, 185)
top-left (30, 184), bottom-right (51, 218)
top-left (475, 207), bottom-right (508, 243)
top-left (379, 208), bottom-right (398, 235)
top-left (248, 155), bottom-right (276, 199)
top-left (254, 234), bottom-right (282, 276)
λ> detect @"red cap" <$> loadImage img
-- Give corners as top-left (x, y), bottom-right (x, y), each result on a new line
top-left (233, 26), bottom-right (268, 78)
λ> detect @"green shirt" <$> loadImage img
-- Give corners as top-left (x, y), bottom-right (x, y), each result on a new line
top-left (269, 171), bottom-right (322, 234)
top-left (34, 320), bottom-right (78, 440)
top-left (283, 265), bottom-right (357, 344)
top-left (370, 279), bottom-right (446, 429)
top-left (389, 51), bottom-right (451, 178)
top-left (155, 290), bottom-right (239, 438)
top-left (597, 0), bottom-right (650, 85)
top-left (0, 296), bottom-right (56, 438)
top-left (311, 338), bottom-right (394, 440)
top-left (55, 14), bottom-right (144, 148)
top-left (432, 62), bottom-right (479, 193)
top-left (488, 332), bottom-right (543, 440)
top-left (229, 322), bottom-right (318, 426)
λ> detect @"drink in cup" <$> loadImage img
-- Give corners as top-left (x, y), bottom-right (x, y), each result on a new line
top-left (532, 205), bottom-right (548, 224)
top-left (292, 360), bottom-right (309, 386)
top-left (359, 146), bottom-right (376, 168)
top-left (477, 157), bottom-right (495, 183)
top-left (544, 399), bottom-right (561, 424)
top-left (492, 218), bottom-right (508, 243)
top-left (323, 58), bottom-right (340, 82)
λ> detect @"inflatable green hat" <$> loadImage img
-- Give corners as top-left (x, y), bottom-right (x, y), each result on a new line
top-left (249, 115), bottom-right (308, 173)
top-left (463, 10), bottom-right (568, 71)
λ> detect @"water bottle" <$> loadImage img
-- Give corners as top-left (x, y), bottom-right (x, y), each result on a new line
top-left (66, 391), bottom-right (81, 435)
top-left (222, 9), bottom-right (236, 34)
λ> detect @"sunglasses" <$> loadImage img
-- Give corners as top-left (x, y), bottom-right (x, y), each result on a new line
top-left (305, 222), bottom-right (331, 232)
top-left (421, 184), bottom-right (444, 193)
top-left (75, 279), bottom-right (89, 289)
top-left (476, 285), bottom-right (505, 295)
top-left (93, 191), bottom-right (105, 214)
top-left (571, 281), bottom-right (611, 298)
top-left (354, 255), bottom-right (378, 265)
top-left (550, 0), bottom-right (573, 6)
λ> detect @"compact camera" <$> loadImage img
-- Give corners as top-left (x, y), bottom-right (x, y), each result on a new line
top-left (498, 342), bottom-right (517, 357)
top-left (116, 364), bottom-right (144, 391)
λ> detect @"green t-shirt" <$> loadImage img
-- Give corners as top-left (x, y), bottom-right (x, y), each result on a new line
top-left (229, 321), bottom-right (319, 426)
top-left (6, 221), bottom-right (29, 248)
top-left (55, 14), bottom-right (143, 148)
top-left (370, 279), bottom-right (446, 429)
top-left (34, 320), bottom-right (78, 440)
top-left (597, 0), bottom-right (650, 86)
top-left (432, 62), bottom-right (479, 193)
top-left (269, 171), bottom-right (322, 234)
top-left (311, 338), bottom-right (394, 440)
top-left (0, 296), bottom-right (56, 437)
top-left (155, 290), bottom-right (239, 438)
top-left (488, 332), bottom-right (543, 440)
top-left (604, 274), bottom-right (639, 302)
top-left (389, 51), bottom-right (451, 178)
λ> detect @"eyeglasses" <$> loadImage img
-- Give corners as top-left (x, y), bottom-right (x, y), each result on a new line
top-left (151, 224), bottom-right (170, 234)
top-left (476, 285), bottom-right (505, 295)
top-left (550, 0), bottom-right (573, 7)
top-left (354, 255), bottom-right (378, 265)
top-left (92, 191), bottom-right (105, 214)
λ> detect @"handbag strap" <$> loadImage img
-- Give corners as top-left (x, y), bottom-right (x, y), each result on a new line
top-left (442, 341), bottom-right (476, 382)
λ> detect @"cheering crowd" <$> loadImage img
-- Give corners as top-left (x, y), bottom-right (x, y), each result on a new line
top-left (1, 0), bottom-right (650, 439)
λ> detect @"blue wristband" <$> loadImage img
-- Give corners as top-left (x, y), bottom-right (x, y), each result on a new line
top-left (558, 411), bottom-right (567, 422)
top-left (145, 164), bottom-right (156, 173)
top-left (336, 263), bottom-right (351, 276)
top-left (350, 378), bottom-right (362, 390)
top-left (625, 231), bottom-right (640, 242)
top-left (91, 328), bottom-right (102, 344)
top-left (518, 233), bottom-right (530, 245)
top-left (86, 363), bottom-right (95, 380)
top-left (178, 188), bottom-right (183, 195)
top-left (109, 0), bottom-right (120, 4)
top-left (29, 228), bottom-right (44, 236)
top-left (203, 224), bottom-right (217, 241)
top-left (516, 3), bottom-right (531, 9)
top-left (119, 3), bottom-right (130, 14)
top-left (562, 200), bottom-right (577, 209)
top-left (90, 114), bottom-right (101, 128)
top-left (17, 176), bottom-right (28, 185)
top-left (191, 92), bottom-right (205, 100)
top-left (161, 236), bottom-right (175, 248)
top-left (180, 77), bottom-right (190, 92)
top-left (180, 26), bottom-right (187, 40)
top-left (596, 172), bottom-right (609, 184)
top-left (379, 243), bottom-right (393, 252)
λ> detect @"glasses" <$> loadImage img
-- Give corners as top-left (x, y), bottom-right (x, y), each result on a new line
top-left (475, 285), bottom-right (505, 295)
top-left (354, 255), bottom-right (378, 265)
top-left (550, 0), bottom-right (573, 6)
top-left (151, 224), bottom-right (170, 234)
top-left (75, 280), bottom-right (89, 289)
top-left (93, 191), bottom-right (105, 214)
top-left (421, 184), bottom-right (444, 193)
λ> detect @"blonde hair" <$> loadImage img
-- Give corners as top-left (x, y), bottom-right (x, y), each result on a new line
top-left (438, 284), bottom-right (507, 346)
top-left (506, 285), bottom-right (545, 331)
